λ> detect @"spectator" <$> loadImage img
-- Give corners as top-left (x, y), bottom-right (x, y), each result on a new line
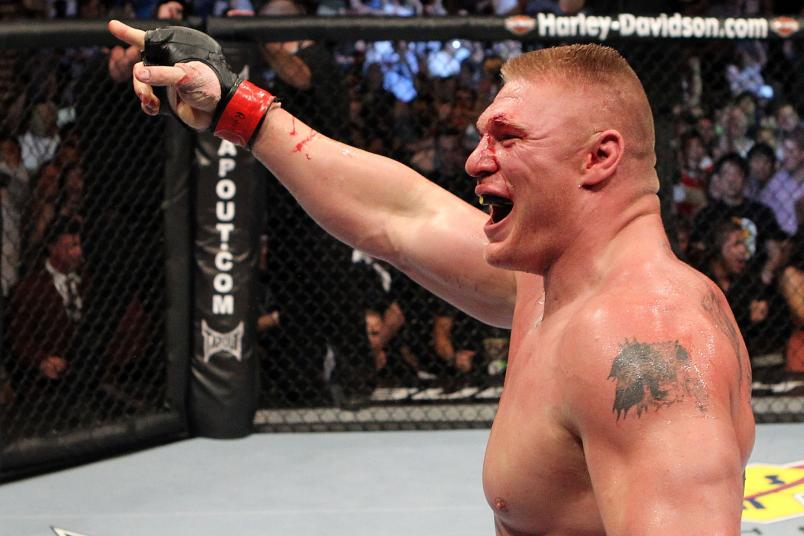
top-left (57, 162), bottom-right (85, 221)
top-left (18, 101), bottom-right (60, 174)
top-left (449, 86), bottom-right (477, 134)
top-left (124, 0), bottom-right (254, 19)
top-left (259, 0), bottom-right (349, 141)
top-left (755, 125), bottom-right (777, 152)
top-left (696, 114), bottom-right (719, 156)
top-left (734, 90), bottom-right (761, 135)
top-left (431, 302), bottom-right (479, 383)
top-left (366, 300), bottom-right (405, 377)
top-left (53, 134), bottom-right (82, 168)
top-left (433, 127), bottom-right (474, 199)
top-left (674, 130), bottom-right (713, 218)
top-left (716, 104), bottom-right (753, 159)
top-left (7, 216), bottom-right (156, 413)
top-left (25, 160), bottom-right (61, 266)
top-left (257, 0), bottom-right (377, 409)
top-left (700, 218), bottom-right (748, 293)
top-left (363, 40), bottom-right (420, 103)
top-left (692, 153), bottom-right (787, 278)
top-left (357, 62), bottom-right (397, 151)
top-left (697, 215), bottom-right (789, 359)
top-left (6, 218), bottom-right (87, 398)
top-left (0, 136), bottom-right (30, 295)
top-left (430, 297), bottom-right (506, 391)
top-left (725, 41), bottom-right (770, 101)
top-left (744, 142), bottom-right (777, 201)
top-left (674, 216), bottom-right (692, 263)
top-left (758, 128), bottom-right (804, 236)
top-left (322, 249), bottom-right (403, 409)
top-left (773, 102), bottom-right (801, 157)
top-left (778, 197), bottom-right (804, 386)
top-left (365, 309), bottom-right (387, 371)
top-left (108, 0), bottom-right (255, 82)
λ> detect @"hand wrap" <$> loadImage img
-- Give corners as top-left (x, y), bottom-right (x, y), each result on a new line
top-left (142, 26), bottom-right (274, 148)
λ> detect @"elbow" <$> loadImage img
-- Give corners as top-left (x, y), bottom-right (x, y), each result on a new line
top-left (296, 77), bottom-right (313, 91)
top-left (353, 225), bottom-right (401, 266)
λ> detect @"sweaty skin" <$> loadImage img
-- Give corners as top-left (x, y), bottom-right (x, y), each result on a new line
top-left (108, 21), bottom-right (755, 535)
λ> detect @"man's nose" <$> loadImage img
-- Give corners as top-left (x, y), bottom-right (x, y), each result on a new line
top-left (465, 136), bottom-right (497, 179)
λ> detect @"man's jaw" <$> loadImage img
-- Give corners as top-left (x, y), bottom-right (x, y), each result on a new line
top-left (477, 184), bottom-right (514, 224)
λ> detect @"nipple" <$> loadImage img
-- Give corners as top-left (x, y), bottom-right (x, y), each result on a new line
top-left (493, 497), bottom-right (508, 511)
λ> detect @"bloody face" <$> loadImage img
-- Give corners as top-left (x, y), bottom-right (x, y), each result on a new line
top-left (465, 79), bottom-right (590, 274)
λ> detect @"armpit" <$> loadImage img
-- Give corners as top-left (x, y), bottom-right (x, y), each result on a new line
top-left (607, 339), bottom-right (709, 421)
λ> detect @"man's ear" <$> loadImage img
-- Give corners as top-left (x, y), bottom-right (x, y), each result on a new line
top-left (580, 130), bottom-right (623, 188)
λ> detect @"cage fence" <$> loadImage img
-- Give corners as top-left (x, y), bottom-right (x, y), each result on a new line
top-left (0, 42), bottom-right (185, 478)
top-left (245, 17), bottom-right (804, 429)
top-left (0, 16), bottom-right (801, 463)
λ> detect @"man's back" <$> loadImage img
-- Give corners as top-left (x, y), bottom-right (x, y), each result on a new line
top-left (485, 241), bottom-right (755, 535)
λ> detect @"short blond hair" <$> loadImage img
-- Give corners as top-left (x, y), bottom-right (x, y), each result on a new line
top-left (501, 44), bottom-right (655, 160)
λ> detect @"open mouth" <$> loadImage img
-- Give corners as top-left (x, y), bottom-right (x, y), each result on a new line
top-left (479, 194), bottom-right (514, 224)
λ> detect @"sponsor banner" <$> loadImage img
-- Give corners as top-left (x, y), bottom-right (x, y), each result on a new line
top-left (504, 13), bottom-right (802, 40)
top-left (743, 461), bottom-right (804, 524)
top-left (191, 117), bottom-right (259, 437)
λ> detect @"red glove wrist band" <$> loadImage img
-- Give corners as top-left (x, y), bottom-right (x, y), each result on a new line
top-left (213, 80), bottom-right (274, 148)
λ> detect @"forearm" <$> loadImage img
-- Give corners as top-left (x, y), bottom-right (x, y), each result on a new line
top-left (251, 106), bottom-right (439, 262)
top-left (110, 19), bottom-right (517, 328)
top-left (264, 49), bottom-right (312, 90)
top-left (432, 316), bottom-right (455, 361)
top-left (380, 302), bottom-right (404, 346)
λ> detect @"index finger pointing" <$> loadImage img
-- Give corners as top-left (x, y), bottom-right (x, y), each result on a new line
top-left (108, 19), bottom-right (145, 49)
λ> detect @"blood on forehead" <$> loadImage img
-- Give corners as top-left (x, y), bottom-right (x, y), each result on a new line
top-left (477, 112), bottom-right (527, 137)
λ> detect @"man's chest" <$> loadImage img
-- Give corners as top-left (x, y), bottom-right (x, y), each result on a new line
top-left (481, 319), bottom-right (604, 535)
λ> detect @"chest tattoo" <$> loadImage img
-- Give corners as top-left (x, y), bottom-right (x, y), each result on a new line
top-left (608, 339), bottom-right (708, 420)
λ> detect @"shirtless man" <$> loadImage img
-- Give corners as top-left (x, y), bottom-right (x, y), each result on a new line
top-left (109, 20), bottom-right (755, 534)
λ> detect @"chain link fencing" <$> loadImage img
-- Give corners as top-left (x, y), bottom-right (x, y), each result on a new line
top-left (0, 17), bottom-right (801, 458)
top-left (0, 42), bottom-right (187, 478)
top-left (247, 18), bottom-right (804, 429)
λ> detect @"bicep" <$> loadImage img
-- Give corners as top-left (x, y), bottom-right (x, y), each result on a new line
top-left (255, 110), bottom-right (517, 327)
top-left (582, 410), bottom-right (744, 535)
top-left (567, 333), bottom-right (745, 534)
top-left (389, 188), bottom-right (517, 328)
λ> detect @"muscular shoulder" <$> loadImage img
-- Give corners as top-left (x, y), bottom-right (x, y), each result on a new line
top-left (559, 270), bottom-right (748, 426)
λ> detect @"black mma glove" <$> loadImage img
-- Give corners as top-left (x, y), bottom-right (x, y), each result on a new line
top-left (142, 26), bottom-right (274, 148)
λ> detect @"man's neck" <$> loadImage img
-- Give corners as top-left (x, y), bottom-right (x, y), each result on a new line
top-left (541, 194), bottom-right (667, 316)
top-left (46, 259), bottom-right (70, 276)
top-left (721, 195), bottom-right (745, 207)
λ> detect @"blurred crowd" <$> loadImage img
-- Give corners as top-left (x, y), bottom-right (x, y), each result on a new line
top-left (0, 0), bottom-right (802, 416)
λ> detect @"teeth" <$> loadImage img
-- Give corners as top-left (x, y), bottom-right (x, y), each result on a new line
top-left (479, 194), bottom-right (513, 207)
